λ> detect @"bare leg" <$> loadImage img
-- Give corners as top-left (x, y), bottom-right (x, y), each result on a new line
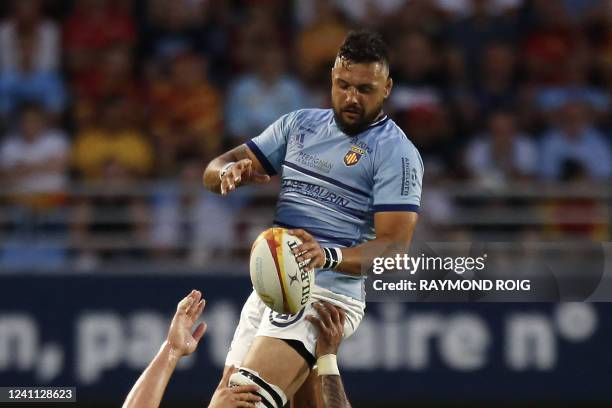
top-left (242, 336), bottom-right (311, 400)
top-left (291, 368), bottom-right (323, 408)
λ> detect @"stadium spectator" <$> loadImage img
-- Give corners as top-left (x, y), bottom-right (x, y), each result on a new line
top-left (522, 0), bottom-right (584, 85)
top-left (0, 0), bottom-right (65, 116)
top-left (72, 97), bottom-right (152, 180)
top-left (296, 0), bottom-right (348, 83)
top-left (141, 0), bottom-right (203, 74)
top-left (150, 157), bottom-right (243, 265)
top-left (226, 43), bottom-right (308, 142)
top-left (0, 103), bottom-right (68, 203)
top-left (465, 111), bottom-right (538, 186)
top-left (539, 101), bottom-right (612, 180)
top-left (535, 57), bottom-right (610, 122)
top-left (389, 30), bottom-right (447, 117)
top-left (447, 0), bottom-right (519, 80)
top-left (148, 52), bottom-right (222, 175)
top-left (474, 42), bottom-right (517, 116)
top-left (0, 103), bottom-right (69, 270)
top-left (436, 0), bottom-right (523, 19)
top-left (73, 44), bottom-right (141, 127)
top-left (63, 0), bottom-right (135, 79)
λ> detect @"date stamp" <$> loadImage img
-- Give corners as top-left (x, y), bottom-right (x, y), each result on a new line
top-left (0, 387), bottom-right (76, 402)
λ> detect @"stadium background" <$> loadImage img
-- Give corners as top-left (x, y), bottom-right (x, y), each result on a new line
top-left (0, 0), bottom-right (611, 406)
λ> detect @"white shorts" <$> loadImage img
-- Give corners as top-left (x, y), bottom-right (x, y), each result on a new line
top-left (225, 285), bottom-right (365, 367)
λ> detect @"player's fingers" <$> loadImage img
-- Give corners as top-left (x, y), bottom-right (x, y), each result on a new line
top-left (236, 158), bottom-right (252, 169)
top-left (294, 241), bottom-right (317, 255)
top-left (231, 165), bottom-right (244, 184)
top-left (220, 365), bottom-right (236, 388)
top-left (295, 248), bottom-right (315, 263)
top-left (338, 307), bottom-right (347, 329)
top-left (177, 290), bottom-right (195, 314)
top-left (314, 302), bottom-right (334, 328)
top-left (221, 177), bottom-right (230, 195)
top-left (305, 314), bottom-right (327, 331)
top-left (194, 298), bottom-right (206, 320)
top-left (324, 302), bottom-right (341, 325)
top-left (230, 385), bottom-right (259, 395)
top-left (187, 291), bottom-right (201, 316)
top-left (234, 402), bottom-right (257, 408)
top-left (192, 321), bottom-right (207, 343)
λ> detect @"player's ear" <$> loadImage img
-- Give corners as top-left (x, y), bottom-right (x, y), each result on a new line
top-left (384, 77), bottom-right (393, 99)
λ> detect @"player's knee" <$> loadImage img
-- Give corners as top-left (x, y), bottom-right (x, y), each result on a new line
top-left (229, 367), bottom-right (288, 408)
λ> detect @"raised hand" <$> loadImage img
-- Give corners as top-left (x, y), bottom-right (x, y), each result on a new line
top-left (221, 159), bottom-right (270, 195)
top-left (166, 290), bottom-right (207, 356)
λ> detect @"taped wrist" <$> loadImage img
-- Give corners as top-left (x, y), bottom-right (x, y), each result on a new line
top-left (316, 354), bottom-right (340, 376)
top-left (322, 247), bottom-right (342, 269)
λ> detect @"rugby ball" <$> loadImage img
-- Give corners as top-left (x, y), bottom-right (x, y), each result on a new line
top-left (249, 227), bottom-right (314, 314)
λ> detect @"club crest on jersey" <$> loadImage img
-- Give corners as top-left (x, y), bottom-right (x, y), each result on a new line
top-left (343, 146), bottom-right (365, 167)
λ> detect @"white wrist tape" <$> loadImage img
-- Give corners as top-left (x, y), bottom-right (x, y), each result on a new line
top-left (219, 162), bottom-right (236, 180)
top-left (316, 354), bottom-right (340, 376)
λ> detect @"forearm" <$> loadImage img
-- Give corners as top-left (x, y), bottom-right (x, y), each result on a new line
top-left (122, 341), bottom-right (181, 408)
top-left (336, 236), bottom-right (409, 276)
top-left (320, 375), bottom-right (351, 408)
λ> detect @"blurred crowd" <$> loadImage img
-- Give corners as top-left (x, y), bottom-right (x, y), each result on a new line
top-left (0, 0), bottom-right (611, 270)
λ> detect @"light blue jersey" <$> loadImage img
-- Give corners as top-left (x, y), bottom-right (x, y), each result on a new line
top-left (246, 109), bottom-right (424, 301)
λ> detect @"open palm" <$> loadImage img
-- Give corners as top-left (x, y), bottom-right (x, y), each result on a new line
top-left (167, 290), bottom-right (207, 356)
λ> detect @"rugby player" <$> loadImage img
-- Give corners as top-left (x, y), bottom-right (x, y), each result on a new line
top-left (203, 30), bottom-right (423, 407)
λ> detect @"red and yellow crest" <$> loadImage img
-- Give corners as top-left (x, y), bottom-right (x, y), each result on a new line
top-left (343, 146), bottom-right (365, 167)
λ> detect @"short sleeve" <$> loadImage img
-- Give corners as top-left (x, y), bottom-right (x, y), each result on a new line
top-left (372, 138), bottom-right (423, 213)
top-left (245, 112), bottom-right (295, 176)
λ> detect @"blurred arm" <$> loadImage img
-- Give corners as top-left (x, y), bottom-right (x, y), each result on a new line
top-left (122, 341), bottom-right (181, 408)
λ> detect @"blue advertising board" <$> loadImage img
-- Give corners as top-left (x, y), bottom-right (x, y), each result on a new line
top-left (0, 275), bottom-right (610, 404)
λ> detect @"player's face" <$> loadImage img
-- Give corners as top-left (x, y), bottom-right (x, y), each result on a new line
top-left (331, 57), bottom-right (392, 135)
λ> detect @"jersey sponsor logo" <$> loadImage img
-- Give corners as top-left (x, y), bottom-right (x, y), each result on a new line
top-left (401, 157), bottom-right (411, 195)
top-left (296, 152), bottom-right (333, 173)
top-left (343, 146), bottom-right (365, 167)
top-left (282, 179), bottom-right (351, 207)
top-left (269, 308), bottom-right (305, 327)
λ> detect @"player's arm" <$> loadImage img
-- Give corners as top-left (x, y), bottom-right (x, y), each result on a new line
top-left (123, 290), bottom-right (260, 408)
top-left (122, 290), bottom-right (207, 408)
top-left (305, 302), bottom-right (352, 408)
top-left (291, 211), bottom-right (418, 276)
top-left (203, 144), bottom-right (271, 195)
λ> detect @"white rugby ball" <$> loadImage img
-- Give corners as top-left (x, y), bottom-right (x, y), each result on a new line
top-left (249, 227), bottom-right (314, 314)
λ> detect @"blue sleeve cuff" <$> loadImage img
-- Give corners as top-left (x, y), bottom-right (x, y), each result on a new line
top-left (245, 140), bottom-right (277, 176)
top-left (373, 204), bottom-right (420, 213)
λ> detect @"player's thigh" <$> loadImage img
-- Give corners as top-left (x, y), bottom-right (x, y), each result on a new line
top-left (291, 368), bottom-right (322, 408)
top-left (225, 290), bottom-right (266, 367)
top-left (242, 336), bottom-right (311, 400)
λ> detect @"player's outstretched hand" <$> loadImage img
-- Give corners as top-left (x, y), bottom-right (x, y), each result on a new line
top-left (208, 366), bottom-right (261, 408)
top-left (221, 159), bottom-right (270, 195)
top-left (306, 302), bottom-right (346, 356)
top-left (289, 229), bottom-right (325, 269)
top-left (167, 290), bottom-right (207, 357)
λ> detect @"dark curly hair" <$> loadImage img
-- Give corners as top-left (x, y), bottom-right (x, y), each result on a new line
top-left (337, 30), bottom-right (389, 67)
